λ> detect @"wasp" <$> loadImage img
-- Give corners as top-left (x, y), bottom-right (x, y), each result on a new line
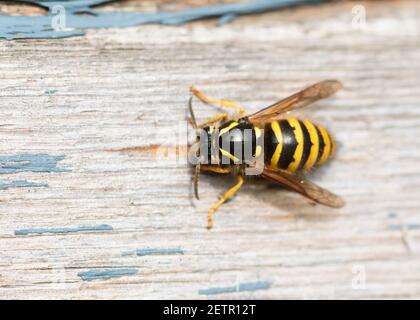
top-left (188, 80), bottom-right (345, 229)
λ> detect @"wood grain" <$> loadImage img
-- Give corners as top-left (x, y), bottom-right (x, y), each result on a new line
top-left (0, 0), bottom-right (420, 299)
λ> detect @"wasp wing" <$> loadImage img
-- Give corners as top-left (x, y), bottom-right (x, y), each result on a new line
top-left (262, 166), bottom-right (345, 208)
top-left (246, 80), bottom-right (342, 125)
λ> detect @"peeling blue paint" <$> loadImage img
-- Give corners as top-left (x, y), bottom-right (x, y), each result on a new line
top-left (0, 179), bottom-right (48, 190)
top-left (199, 281), bottom-right (271, 295)
top-left (0, 153), bottom-right (68, 174)
top-left (15, 224), bottom-right (113, 235)
top-left (217, 14), bottom-right (238, 27)
top-left (123, 247), bottom-right (184, 257)
top-left (78, 268), bottom-right (138, 281)
top-left (389, 224), bottom-right (420, 231)
top-left (1, 0), bottom-right (327, 40)
top-left (44, 89), bottom-right (58, 95)
top-left (388, 212), bottom-right (397, 218)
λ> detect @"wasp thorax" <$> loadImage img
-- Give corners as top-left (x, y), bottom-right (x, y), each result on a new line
top-left (197, 121), bottom-right (262, 166)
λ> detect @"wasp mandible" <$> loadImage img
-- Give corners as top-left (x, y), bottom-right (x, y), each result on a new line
top-left (188, 80), bottom-right (345, 229)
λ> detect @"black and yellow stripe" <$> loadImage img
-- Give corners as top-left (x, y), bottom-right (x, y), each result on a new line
top-left (217, 120), bottom-right (261, 164)
top-left (264, 118), bottom-right (336, 172)
top-left (218, 120), bottom-right (241, 164)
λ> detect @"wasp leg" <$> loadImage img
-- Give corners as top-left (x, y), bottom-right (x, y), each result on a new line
top-left (197, 113), bottom-right (230, 128)
top-left (191, 86), bottom-right (246, 118)
top-left (207, 174), bottom-right (244, 230)
top-left (193, 165), bottom-right (231, 201)
top-left (201, 165), bottom-right (231, 174)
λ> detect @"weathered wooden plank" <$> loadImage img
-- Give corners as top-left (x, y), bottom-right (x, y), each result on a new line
top-left (0, 0), bottom-right (420, 299)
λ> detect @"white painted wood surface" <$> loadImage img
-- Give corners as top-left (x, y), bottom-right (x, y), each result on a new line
top-left (0, 0), bottom-right (420, 299)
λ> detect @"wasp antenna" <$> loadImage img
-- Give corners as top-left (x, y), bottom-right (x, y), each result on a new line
top-left (188, 96), bottom-right (198, 129)
top-left (194, 163), bottom-right (200, 200)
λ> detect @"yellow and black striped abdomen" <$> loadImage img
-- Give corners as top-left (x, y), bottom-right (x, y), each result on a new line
top-left (264, 118), bottom-right (336, 173)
